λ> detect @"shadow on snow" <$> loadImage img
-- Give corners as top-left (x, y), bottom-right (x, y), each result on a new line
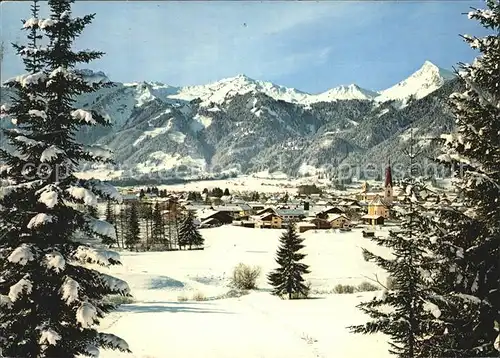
top-left (118, 303), bottom-right (234, 314)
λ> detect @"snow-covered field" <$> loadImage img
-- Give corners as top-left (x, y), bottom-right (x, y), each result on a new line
top-left (154, 176), bottom-right (299, 194)
top-left (98, 226), bottom-right (392, 358)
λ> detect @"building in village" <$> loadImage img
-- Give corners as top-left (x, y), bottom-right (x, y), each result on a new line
top-left (361, 161), bottom-right (394, 226)
top-left (253, 212), bottom-right (283, 229)
top-left (328, 214), bottom-right (351, 229)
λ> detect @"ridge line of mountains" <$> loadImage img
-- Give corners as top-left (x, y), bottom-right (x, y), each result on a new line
top-left (1, 60), bottom-right (461, 181)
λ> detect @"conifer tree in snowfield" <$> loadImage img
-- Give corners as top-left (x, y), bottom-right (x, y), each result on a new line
top-left (0, 0), bottom-right (130, 356)
top-left (105, 200), bottom-right (114, 225)
top-left (350, 128), bottom-right (443, 358)
top-left (151, 201), bottom-right (164, 246)
top-left (178, 210), bottom-right (203, 250)
top-left (103, 200), bottom-right (117, 247)
top-left (349, 183), bottom-right (440, 357)
top-left (267, 222), bottom-right (310, 299)
top-left (140, 202), bottom-right (153, 249)
top-left (424, 1), bottom-right (500, 355)
top-left (124, 202), bottom-right (140, 250)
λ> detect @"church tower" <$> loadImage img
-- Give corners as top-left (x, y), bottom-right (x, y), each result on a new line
top-left (384, 159), bottom-right (393, 204)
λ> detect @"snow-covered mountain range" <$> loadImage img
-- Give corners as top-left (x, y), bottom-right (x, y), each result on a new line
top-left (1, 61), bottom-right (459, 181)
top-left (118, 60), bottom-right (454, 106)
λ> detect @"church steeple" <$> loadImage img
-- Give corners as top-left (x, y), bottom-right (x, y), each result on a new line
top-left (384, 159), bottom-right (393, 204)
top-left (385, 158), bottom-right (393, 188)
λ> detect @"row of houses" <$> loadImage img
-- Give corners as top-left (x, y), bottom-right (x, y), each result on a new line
top-left (188, 202), bottom-right (356, 232)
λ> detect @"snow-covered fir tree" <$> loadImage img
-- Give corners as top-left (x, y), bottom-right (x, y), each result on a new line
top-left (140, 203), bottom-right (153, 249)
top-left (267, 222), bottom-right (310, 299)
top-left (349, 181), bottom-right (442, 357)
top-left (103, 200), bottom-right (117, 247)
top-left (424, 1), bottom-right (500, 355)
top-left (350, 128), bottom-right (446, 358)
top-left (178, 210), bottom-right (203, 250)
top-left (124, 202), bottom-right (140, 250)
top-left (0, 0), bottom-right (130, 356)
top-left (151, 201), bottom-right (164, 246)
top-left (105, 200), bottom-right (114, 225)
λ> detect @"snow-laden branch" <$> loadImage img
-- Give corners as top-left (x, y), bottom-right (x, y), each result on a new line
top-left (89, 180), bottom-right (122, 203)
top-left (7, 244), bottom-right (35, 266)
top-left (27, 213), bottom-right (54, 229)
top-left (60, 276), bottom-right (79, 305)
top-left (41, 145), bottom-right (65, 163)
top-left (73, 245), bottom-right (121, 266)
top-left (9, 276), bottom-right (32, 302)
top-left (99, 273), bottom-right (130, 295)
top-left (66, 186), bottom-right (97, 206)
top-left (99, 333), bottom-right (130, 351)
top-left (76, 302), bottom-right (97, 328)
top-left (28, 109), bottom-right (47, 121)
top-left (5, 72), bottom-right (46, 87)
top-left (83, 145), bottom-right (114, 161)
top-left (45, 251), bottom-right (66, 273)
top-left (71, 109), bottom-right (96, 125)
top-left (23, 17), bottom-right (39, 29)
top-left (39, 328), bottom-right (61, 347)
top-left (37, 185), bottom-right (60, 209)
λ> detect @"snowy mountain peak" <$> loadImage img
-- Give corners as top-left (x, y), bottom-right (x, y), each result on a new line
top-left (377, 60), bottom-right (455, 106)
top-left (313, 84), bottom-right (379, 102)
top-left (168, 74), bottom-right (309, 105)
top-left (75, 69), bottom-right (110, 84)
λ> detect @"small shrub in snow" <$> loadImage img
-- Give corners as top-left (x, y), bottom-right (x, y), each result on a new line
top-left (357, 281), bottom-right (379, 292)
top-left (230, 263), bottom-right (261, 290)
top-left (177, 295), bottom-right (189, 302)
top-left (333, 284), bottom-right (356, 294)
top-left (192, 291), bottom-right (206, 301)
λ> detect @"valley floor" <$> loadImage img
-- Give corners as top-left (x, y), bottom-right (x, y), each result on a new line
top-left (98, 226), bottom-right (391, 358)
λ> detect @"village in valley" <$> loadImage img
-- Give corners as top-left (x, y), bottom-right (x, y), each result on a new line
top-left (102, 161), bottom-right (455, 251)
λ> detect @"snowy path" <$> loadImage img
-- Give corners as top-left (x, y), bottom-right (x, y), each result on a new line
top-left (100, 296), bottom-right (320, 358)
top-left (99, 291), bottom-right (389, 358)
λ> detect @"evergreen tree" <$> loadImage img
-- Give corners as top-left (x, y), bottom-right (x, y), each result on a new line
top-left (350, 128), bottom-right (442, 357)
top-left (103, 200), bottom-right (116, 247)
top-left (267, 223), bottom-right (310, 299)
top-left (223, 188), bottom-right (230, 196)
top-left (140, 203), bottom-right (153, 250)
top-left (178, 210), bottom-right (203, 250)
top-left (0, 0), bottom-right (130, 355)
top-left (151, 201), bottom-right (164, 246)
top-left (349, 182), bottom-right (440, 357)
top-left (117, 205), bottom-right (126, 248)
top-left (105, 200), bottom-right (115, 224)
top-left (124, 202), bottom-right (140, 249)
top-left (139, 189), bottom-right (145, 199)
top-left (211, 187), bottom-right (223, 198)
top-left (424, 2), bottom-right (500, 355)
top-left (204, 194), bottom-right (211, 205)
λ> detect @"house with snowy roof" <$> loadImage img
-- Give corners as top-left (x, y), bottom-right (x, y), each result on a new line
top-left (328, 214), bottom-right (351, 229)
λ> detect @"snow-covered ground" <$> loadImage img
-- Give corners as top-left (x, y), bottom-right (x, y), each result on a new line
top-left (154, 175), bottom-right (301, 194)
top-left (98, 226), bottom-right (392, 358)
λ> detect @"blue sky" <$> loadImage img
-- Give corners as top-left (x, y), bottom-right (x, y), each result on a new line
top-left (0, 0), bottom-right (488, 93)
